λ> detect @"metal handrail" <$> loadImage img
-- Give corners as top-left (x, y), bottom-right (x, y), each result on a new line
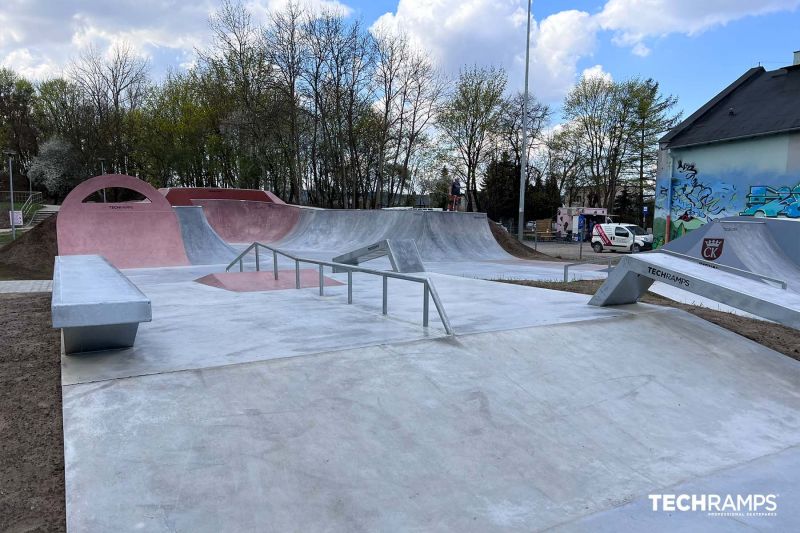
top-left (226, 242), bottom-right (454, 335)
top-left (657, 249), bottom-right (788, 289)
top-left (19, 192), bottom-right (42, 223)
top-left (563, 257), bottom-right (614, 282)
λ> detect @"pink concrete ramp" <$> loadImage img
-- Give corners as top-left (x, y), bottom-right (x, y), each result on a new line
top-left (58, 175), bottom-right (190, 268)
top-left (160, 187), bottom-right (285, 206)
top-left (195, 270), bottom-right (342, 292)
top-left (193, 200), bottom-right (300, 244)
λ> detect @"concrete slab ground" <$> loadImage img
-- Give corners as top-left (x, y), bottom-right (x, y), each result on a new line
top-left (63, 304), bottom-right (800, 531)
top-left (61, 267), bottom-right (631, 384)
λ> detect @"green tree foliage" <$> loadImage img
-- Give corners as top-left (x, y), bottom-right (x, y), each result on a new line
top-left (0, 0), bottom-right (675, 217)
top-left (558, 75), bottom-right (679, 218)
top-left (0, 68), bottom-right (37, 170)
top-left (27, 137), bottom-right (83, 201)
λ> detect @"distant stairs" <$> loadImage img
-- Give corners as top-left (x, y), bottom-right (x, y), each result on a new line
top-left (27, 205), bottom-right (59, 226)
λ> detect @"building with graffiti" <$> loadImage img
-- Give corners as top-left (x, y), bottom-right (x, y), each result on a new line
top-left (653, 51), bottom-right (800, 247)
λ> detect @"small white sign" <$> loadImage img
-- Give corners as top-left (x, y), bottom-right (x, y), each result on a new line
top-left (9, 210), bottom-right (22, 226)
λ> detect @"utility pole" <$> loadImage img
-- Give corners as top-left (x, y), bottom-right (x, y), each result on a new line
top-left (4, 149), bottom-right (17, 241)
top-left (517, 0), bottom-right (532, 241)
top-left (99, 157), bottom-right (107, 202)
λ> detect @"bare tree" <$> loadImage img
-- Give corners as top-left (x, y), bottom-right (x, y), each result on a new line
top-left (437, 65), bottom-right (506, 211)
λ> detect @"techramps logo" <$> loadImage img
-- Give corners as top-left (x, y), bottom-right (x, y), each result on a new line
top-left (648, 493), bottom-right (778, 518)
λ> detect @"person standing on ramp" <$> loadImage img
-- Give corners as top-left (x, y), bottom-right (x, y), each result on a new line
top-left (449, 179), bottom-right (462, 211)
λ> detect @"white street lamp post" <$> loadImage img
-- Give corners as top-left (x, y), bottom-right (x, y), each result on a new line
top-left (517, 0), bottom-right (532, 241)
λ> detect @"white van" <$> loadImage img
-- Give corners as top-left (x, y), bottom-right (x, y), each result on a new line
top-left (591, 223), bottom-right (653, 253)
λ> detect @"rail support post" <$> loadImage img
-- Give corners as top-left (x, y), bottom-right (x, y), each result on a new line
top-left (423, 283), bottom-right (430, 327)
top-left (295, 260), bottom-right (300, 289)
top-left (319, 265), bottom-right (324, 296)
top-left (382, 275), bottom-right (388, 315)
top-left (273, 250), bottom-right (278, 280)
top-left (347, 271), bottom-right (353, 304)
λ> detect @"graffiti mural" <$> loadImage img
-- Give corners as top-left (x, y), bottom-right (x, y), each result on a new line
top-left (672, 161), bottom-right (739, 221)
top-left (665, 161), bottom-right (739, 241)
top-left (739, 183), bottom-right (800, 217)
top-left (653, 133), bottom-right (800, 248)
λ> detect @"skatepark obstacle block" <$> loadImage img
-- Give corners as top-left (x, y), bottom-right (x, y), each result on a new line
top-left (332, 239), bottom-right (425, 273)
top-left (52, 255), bottom-right (152, 354)
top-left (589, 252), bottom-right (800, 330)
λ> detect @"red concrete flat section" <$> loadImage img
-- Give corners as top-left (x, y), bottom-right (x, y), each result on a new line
top-left (57, 175), bottom-right (190, 268)
top-left (195, 269), bottom-right (343, 292)
top-left (193, 200), bottom-right (300, 243)
top-left (159, 187), bottom-right (285, 206)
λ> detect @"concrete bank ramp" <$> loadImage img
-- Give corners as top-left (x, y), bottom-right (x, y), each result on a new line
top-left (590, 252), bottom-right (800, 329)
top-left (196, 199), bottom-right (512, 262)
top-left (273, 208), bottom-right (511, 261)
top-left (664, 217), bottom-right (800, 291)
top-left (174, 206), bottom-right (238, 265)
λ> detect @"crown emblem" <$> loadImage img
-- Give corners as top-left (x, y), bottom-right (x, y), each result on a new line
top-left (701, 238), bottom-right (725, 260)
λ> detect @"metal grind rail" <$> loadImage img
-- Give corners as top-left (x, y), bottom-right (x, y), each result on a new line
top-left (227, 242), bottom-right (454, 335)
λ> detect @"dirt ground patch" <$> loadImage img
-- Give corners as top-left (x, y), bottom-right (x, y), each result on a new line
top-left (501, 279), bottom-right (800, 361)
top-left (0, 216), bottom-right (58, 281)
top-left (489, 220), bottom-right (558, 261)
top-left (0, 293), bottom-right (65, 533)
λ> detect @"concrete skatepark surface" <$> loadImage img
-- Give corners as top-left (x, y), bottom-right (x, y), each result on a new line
top-left (62, 275), bottom-right (800, 530)
top-left (53, 178), bottom-right (800, 530)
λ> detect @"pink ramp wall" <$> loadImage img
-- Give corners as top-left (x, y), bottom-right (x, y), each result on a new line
top-left (192, 200), bottom-right (300, 244)
top-left (58, 175), bottom-right (190, 268)
top-left (159, 187), bottom-right (285, 206)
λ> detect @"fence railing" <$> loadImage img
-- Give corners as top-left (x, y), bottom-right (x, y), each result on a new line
top-left (563, 257), bottom-right (615, 282)
top-left (226, 242), bottom-right (454, 335)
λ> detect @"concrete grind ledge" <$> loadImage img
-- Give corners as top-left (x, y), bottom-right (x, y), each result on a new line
top-left (52, 255), bottom-right (151, 353)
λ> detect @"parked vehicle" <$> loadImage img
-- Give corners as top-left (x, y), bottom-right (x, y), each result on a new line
top-left (591, 223), bottom-right (653, 253)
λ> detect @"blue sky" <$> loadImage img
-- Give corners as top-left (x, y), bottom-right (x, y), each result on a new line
top-left (1, 0), bottom-right (798, 122)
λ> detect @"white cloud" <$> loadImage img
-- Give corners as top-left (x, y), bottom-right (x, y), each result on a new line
top-left (581, 64), bottom-right (612, 82)
top-left (2, 48), bottom-right (61, 79)
top-left (247, 0), bottom-right (353, 21)
top-left (597, 0), bottom-right (800, 54)
top-left (373, 1), bottom-right (598, 102)
top-left (0, 0), bottom-right (218, 80)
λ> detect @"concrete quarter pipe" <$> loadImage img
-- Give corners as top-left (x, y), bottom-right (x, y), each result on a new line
top-left (174, 206), bottom-right (238, 265)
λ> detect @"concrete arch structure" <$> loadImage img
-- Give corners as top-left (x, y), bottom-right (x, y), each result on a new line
top-left (57, 174), bottom-right (190, 268)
